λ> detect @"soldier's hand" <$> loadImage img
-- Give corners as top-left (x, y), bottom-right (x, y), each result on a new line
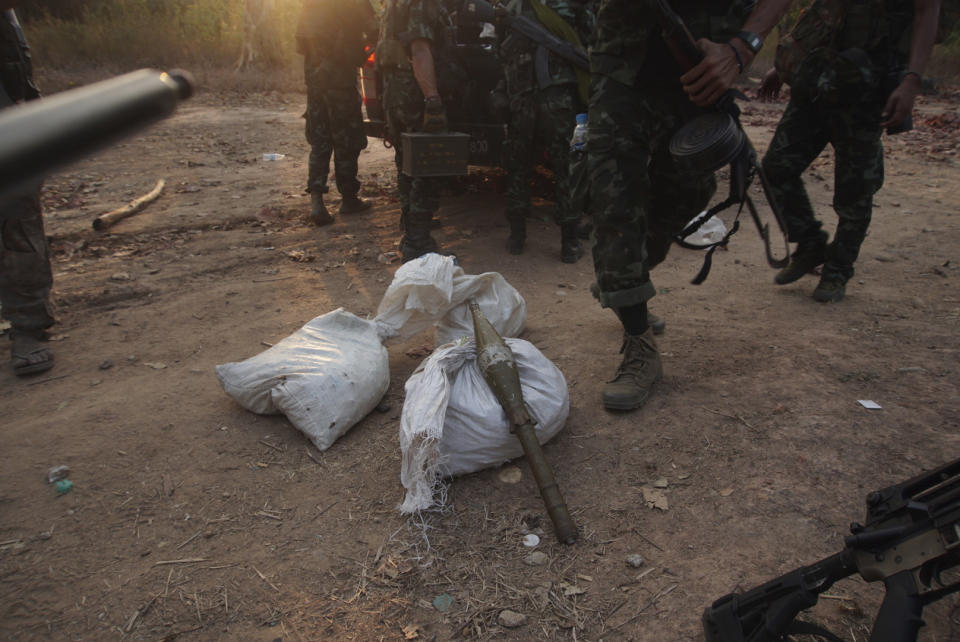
top-left (757, 67), bottom-right (783, 102)
top-left (880, 73), bottom-right (921, 129)
top-left (422, 95), bottom-right (448, 133)
top-left (681, 39), bottom-right (748, 107)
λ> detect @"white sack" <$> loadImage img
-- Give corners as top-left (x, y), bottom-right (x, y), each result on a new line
top-left (374, 253), bottom-right (526, 344)
top-left (215, 308), bottom-right (389, 451)
top-left (399, 338), bottom-right (569, 514)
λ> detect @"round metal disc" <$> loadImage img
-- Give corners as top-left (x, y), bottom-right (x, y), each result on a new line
top-left (669, 112), bottom-right (746, 173)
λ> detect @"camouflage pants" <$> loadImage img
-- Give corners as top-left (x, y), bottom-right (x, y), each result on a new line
top-left (0, 181), bottom-right (55, 330)
top-left (761, 95), bottom-right (884, 283)
top-left (504, 84), bottom-right (582, 226)
top-left (382, 69), bottom-right (440, 233)
top-left (304, 68), bottom-right (367, 197)
top-left (587, 75), bottom-right (716, 308)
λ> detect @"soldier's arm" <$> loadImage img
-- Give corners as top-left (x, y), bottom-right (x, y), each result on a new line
top-left (680, 0), bottom-right (793, 107)
top-left (880, 0), bottom-right (941, 128)
top-left (410, 38), bottom-right (440, 99)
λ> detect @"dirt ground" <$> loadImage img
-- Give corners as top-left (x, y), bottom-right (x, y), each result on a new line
top-left (1, 85), bottom-right (959, 641)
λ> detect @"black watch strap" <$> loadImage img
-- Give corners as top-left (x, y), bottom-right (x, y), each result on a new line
top-left (736, 30), bottom-right (763, 55)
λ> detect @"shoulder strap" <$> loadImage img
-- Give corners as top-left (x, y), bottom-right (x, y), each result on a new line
top-left (527, 0), bottom-right (589, 103)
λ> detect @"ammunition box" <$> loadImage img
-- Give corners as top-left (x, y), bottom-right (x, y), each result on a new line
top-left (401, 132), bottom-right (470, 177)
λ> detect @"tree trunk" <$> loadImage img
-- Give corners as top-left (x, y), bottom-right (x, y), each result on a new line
top-left (237, 0), bottom-right (277, 70)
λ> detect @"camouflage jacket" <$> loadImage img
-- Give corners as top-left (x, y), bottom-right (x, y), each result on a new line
top-left (297, 0), bottom-right (378, 85)
top-left (499, 0), bottom-right (596, 94)
top-left (776, 0), bottom-right (915, 84)
top-left (378, 0), bottom-right (452, 65)
top-left (0, 10), bottom-right (40, 106)
top-left (590, 0), bottom-right (756, 87)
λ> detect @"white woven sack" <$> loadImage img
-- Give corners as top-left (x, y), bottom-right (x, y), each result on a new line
top-left (399, 338), bottom-right (569, 514)
top-left (374, 253), bottom-right (526, 344)
top-left (215, 308), bottom-right (389, 451)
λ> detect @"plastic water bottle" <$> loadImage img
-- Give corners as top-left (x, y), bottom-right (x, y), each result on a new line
top-left (570, 113), bottom-right (588, 152)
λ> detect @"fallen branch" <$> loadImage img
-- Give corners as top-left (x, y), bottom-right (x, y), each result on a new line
top-left (93, 178), bottom-right (165, 230)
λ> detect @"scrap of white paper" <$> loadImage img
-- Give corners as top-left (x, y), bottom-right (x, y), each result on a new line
top-left (858, 400), bottom-right (882, 409)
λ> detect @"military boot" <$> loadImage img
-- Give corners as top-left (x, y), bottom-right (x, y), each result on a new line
top-left (813, 275), bottom-right (846, 303)
top-left (506, 215), bottom-right (525, 255)
top-left (602, 329), bottom-right (663, 411)
top-left (774, 232), bottom-right (827, 284)
top-left (339, 195), bottom-right (372, 215)
top-left (310, 192), bottom-right (333, 226)
top-left (400, 215), bottom-right (440, 262)
top-left (560, 223), bottom-right (584, 263)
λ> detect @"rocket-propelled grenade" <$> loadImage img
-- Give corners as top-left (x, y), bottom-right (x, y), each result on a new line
top-left (468, 299), bottom-right (577, 544)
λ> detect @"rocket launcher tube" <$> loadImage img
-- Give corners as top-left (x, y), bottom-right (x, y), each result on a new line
top-left (0, 68), bottom-right (194, 199)
top-left (468, 299), bottom-right (577, 544)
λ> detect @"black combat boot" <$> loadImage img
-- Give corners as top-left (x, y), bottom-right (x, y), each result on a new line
top-left (400, 216), bottom-right (440, 263)
top-left (602, 329), bottom-right (663, 410)
top-left (339, 195), bottom-right (372, 215)
top-left (506, 215), bottom-right (525, 255)
top-left (560, 223), bottom-right (584, 263)
top-left (774, 231), bottom-right (828, 285)
top-left (310, 192), bottom-right (333, 226)
top-left (813, 275), bottom-right (846, 302)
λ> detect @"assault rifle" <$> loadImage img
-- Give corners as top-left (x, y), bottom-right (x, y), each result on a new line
top-left (0, 68), bottom-right (194, 200)
top-left (460, 0), bottom-right (589, 89)
top-left (703, 457), bottom-right (960, 642)
top-left (652, 0), bottom-right (790, 282)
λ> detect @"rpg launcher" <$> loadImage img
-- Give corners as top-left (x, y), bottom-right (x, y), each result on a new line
top-left (468, 299), bottom-right (577, 544)
top-left (703, 456), bottom-right (960, 642)
top-left (652, 0), bottom-right (790, 282)
top-left (0, 68), bottom-right (194, 200)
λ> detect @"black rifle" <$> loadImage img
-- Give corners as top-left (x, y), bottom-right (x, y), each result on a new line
top-left (460, 0), bottom-right (589, 88)
top-left (0, 68), bottom-right (194, 200)
top-left (652, 0), bottom-right (790, 280)
top-left (703, 457), bottom-right (960, 642)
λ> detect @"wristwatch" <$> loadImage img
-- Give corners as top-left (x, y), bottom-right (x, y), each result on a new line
top-left (736, 30), bottom-right (763, 55)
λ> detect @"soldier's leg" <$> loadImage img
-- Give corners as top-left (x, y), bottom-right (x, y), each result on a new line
top-left (540, 85), bottom-right (584, 263)
top-left (815, 114), bottom-right (884, 301)
top-left (762, 99), bottom-right (832, 284)
top-left (1, 184), bottom-right (56, 375)
top-left (646, 143), bottom-right (716, 270)
top-left (304, 69), bottom-right (335, 225)
top-left (587, 76), bottom-right (662, 411)
top-left (386, 84), bottom-right (442, 263)
top-left (327, 85), bottom-right (371, 214)
top-left (400, 175), bottom-right (441, 262)
top-left (503, 92), bottom-right (537, 254)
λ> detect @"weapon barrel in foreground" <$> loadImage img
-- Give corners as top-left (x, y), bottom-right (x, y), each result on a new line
top-left (469, 300), bottom-right (577, 544)
top-left (0, 68), bottom-right (194, 199)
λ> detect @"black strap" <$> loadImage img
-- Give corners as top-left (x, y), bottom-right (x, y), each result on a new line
top-left (673, 198), bottom-right (746, 285)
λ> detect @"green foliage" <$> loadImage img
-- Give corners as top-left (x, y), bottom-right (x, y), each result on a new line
top-left (19, 0), bottom-right (302, 72)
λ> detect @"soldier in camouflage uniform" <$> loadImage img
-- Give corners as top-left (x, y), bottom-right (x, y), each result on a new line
top-left (759, 0), bottom-right (940, 302)
top-left (297, 0), bottom-right (379, 226)
top-left (586, 0), bottom-right (792, 411)
top-left (378, 0), bottom-right (452, 261)
top-left (499, 0), bottom-right (594, 263)
top-left (0, 8), bottom-right (56, 376)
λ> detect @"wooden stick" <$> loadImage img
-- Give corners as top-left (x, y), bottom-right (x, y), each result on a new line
top-left (93, 178), bottom-right (165, 230)
top-left (153, 557), bottom-right (208, 566)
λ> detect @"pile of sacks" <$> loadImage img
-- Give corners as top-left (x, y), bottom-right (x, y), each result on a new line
top-left (216, 254), bottom-right (569, 512)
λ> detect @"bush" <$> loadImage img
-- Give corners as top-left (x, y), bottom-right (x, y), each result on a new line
top-left (20, 0), bottom-right (302, 81)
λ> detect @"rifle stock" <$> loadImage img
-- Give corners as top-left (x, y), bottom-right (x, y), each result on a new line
top-left (703, 457), bottom-right (960, 642)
